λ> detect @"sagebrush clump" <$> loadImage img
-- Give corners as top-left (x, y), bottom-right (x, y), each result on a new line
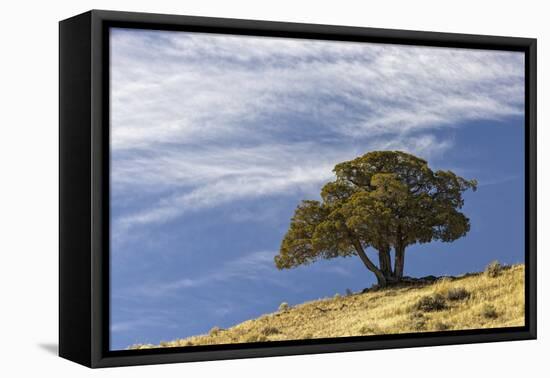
top-left (209, 326), bottom-right (222, 336)
top-left (278, 302), bottom-right (290, 312)
top-left (358, 324), bottom-right (383, 335)
top-left (415, 294), bottom-right (447, 312)
top-left (481, 304), bottom-right (498, 319)
top-left (245, 333), bottom-right (268, 343)
top-left (446, 287), bottom-right (470, 301)
top-left (409, 312), bottom-right (427, 331)
top-left (485, 260), bottom-right (503, 278)
top-left (261, 326), bottom-right (280, 336)
top-left (433, 321), bottom-right (450, 331)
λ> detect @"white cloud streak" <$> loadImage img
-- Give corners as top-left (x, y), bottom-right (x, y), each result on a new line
top-left (130, 250), bottom-right (281, 297)
top-left (110, 28), bottom-right (524, 242)
top-left (126, 250), bottom-right (353, 299)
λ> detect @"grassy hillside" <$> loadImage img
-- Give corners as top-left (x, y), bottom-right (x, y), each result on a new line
top-left (130, 263), bottom-right (524, 349)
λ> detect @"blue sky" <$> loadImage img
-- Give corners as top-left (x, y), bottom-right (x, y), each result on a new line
top-left (109, 28), bottom-right (525, 350)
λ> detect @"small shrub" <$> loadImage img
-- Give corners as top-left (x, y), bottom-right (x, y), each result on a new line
top-left (261, 326), bottom-right (280, 336)
top-left (358, 325), bottom-right (370, 335)
top-left (185, 341), bottom-right (194, 346)
top-left (481, 304), bottom-right (498, 319)
top-left (446, 287), bottom-right (470, 301)
top-left (415, 294), bottom-right (447, 312)
top-left (278, 302), bottom-right (290, 312)
top-left (209, 326), bottom-right (222, 336)
top-left (303, 332), bottom-right (314, 339)
top-left (409, 312), bottom-right (427, 331)
top-left (485, 260), bottom-right (503, 278)
top-left (246, 334), bottom-right (268, 343)
top-left (358, 324), bottom-right (382, 335)
top-left (433, 321), bottom-right (450, 331)
top-left (345, 288), bottom-right (353, 296)
top-left (334, 293), bottom-right (341, 299)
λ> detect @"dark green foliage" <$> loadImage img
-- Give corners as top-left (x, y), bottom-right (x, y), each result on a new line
top-left (275, 151), bottom-right (477, 286)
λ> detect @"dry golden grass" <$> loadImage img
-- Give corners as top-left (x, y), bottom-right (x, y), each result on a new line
top-left (130, 264), bottom-right (524, 349)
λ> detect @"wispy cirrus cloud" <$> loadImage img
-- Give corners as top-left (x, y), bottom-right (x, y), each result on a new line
top-left (110, 28), bottom-right (524, 243)
top-left (111, 135), bottom-right (452, 242)
top-left (123, 249), bottom-right (353, 300)
top-left (131, 250), bottom-right (278, 297)
top-left (111, 30), bottom-right (523, 149)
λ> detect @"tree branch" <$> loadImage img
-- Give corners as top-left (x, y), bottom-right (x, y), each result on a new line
top-left (350, 239), bottom-right (387, 286)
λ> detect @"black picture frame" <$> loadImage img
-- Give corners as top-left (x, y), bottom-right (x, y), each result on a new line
top-left (59, 9), bottom-right (537, 368)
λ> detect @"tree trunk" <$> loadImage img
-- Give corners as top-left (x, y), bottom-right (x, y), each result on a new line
top-left (394, 244), bottom-right (406, 279)
top-left (394, 225), bottom-right (406, 280)
top-left (378, 247), bottom-right (394, 281)
top-left (352, 241), bottom-right (387, 287)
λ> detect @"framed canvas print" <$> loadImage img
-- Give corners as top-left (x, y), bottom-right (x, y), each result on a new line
top-left (59, 10), bottom-right (537, 368)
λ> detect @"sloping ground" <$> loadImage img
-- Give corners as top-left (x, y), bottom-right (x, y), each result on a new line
top-left (130, 263), bottom-right (524, 349)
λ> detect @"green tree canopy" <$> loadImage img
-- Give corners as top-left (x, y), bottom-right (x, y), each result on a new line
top-left (274, 151), bottom-right (477, 287)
